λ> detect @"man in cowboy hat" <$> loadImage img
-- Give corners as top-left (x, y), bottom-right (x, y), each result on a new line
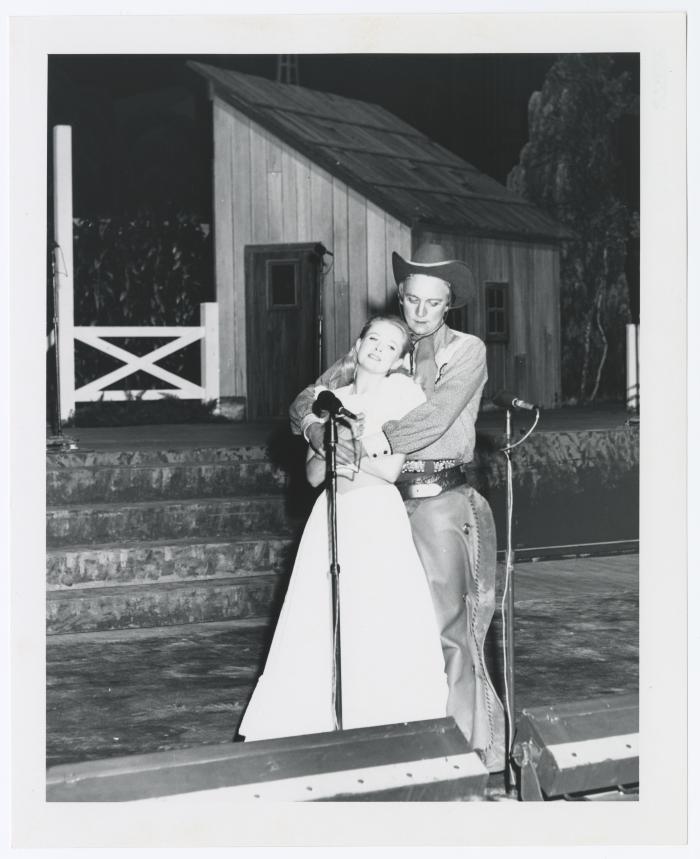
top-left (289, 241), bottom-right (505, 772)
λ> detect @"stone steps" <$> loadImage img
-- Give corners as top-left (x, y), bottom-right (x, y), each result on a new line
top-left (46, 495), bottom-right (299, 548)
top-left (46, 439), bottom-right (311, 633)
top-left (46, 572), bottom-right (287, 635)
top-left (47, 444), bottom-right (271, 466)
top-left (45, 423), bottom-right (639, 634)
top-left (46, 533), bottom-right (297, 588)
top-left (46, 459), bottom-right (287, 505)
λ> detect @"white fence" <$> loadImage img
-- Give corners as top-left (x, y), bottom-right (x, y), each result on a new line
top-left (56, 303), bottom-right (220, 423)
top-left (51, 125), bottom-right (220, 425)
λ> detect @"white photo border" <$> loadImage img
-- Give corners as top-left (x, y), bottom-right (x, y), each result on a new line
top-left (6, 6), bottom-right (690, 851)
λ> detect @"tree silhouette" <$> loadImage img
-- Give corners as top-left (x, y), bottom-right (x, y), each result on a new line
top-left (508, 54), bottom-right (637, 402)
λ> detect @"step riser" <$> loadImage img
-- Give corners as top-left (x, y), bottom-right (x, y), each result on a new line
top-left (47, 538), bottom-right (296, 588)
top-left (47, 445), bottom-right (271, 468)
top-left (47, 461), bottom-right (287, 505)
top-left (46, 575), bottom-right (285, 635)
top-left (46, 498), bottom-right (296, 547)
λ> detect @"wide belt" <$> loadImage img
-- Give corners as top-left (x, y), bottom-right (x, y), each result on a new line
top-left (395, 463), bottom-right (468, 500)
top-left (400, 458), bottom-right (457, 475)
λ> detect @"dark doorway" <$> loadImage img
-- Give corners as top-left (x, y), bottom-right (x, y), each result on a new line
top-left (245, 243), bottom-right (321, 419)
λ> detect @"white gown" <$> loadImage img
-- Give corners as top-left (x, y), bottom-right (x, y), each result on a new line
top-left (238, 374), bottom-right (448, 740)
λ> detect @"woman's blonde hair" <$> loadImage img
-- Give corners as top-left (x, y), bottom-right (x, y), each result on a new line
top-left (338, 315), bottom-right (413, 378)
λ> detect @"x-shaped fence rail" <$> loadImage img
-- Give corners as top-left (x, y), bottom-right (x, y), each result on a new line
top-left (74, 326), bottom-right (207, 401)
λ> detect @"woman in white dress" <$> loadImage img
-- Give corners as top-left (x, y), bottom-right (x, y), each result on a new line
top-left (238, 317), bottom-right (448, 741)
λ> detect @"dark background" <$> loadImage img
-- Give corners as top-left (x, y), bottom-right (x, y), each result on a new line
top-left (47, 53), bottom-right (639, 222)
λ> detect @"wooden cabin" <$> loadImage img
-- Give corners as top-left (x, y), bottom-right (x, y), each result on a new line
top-left (190, 63), bottom-right (571, 419)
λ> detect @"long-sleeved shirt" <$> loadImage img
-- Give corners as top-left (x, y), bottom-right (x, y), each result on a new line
top-left (289, 325), bottom-right (488, 465)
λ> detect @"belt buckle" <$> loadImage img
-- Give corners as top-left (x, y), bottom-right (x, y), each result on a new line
top-left (406, 482), bottom-right (442, 499)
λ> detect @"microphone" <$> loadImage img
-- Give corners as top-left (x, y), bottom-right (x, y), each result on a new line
top-left (492, 390), bottom-right (540, 412)
top-left (312, 389), bottom-right (358, 421)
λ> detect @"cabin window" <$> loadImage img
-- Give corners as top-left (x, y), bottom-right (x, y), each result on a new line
top-left (267, 260), bottom-right (299, 309)
top-left (485, 282), bottom-right (509, 342)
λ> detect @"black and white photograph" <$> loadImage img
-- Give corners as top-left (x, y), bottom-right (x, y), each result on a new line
top-left (6, 6), bottom-right (689, 851)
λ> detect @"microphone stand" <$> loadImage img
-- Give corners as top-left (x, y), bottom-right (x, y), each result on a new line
top-left (502, 408), bottom-right (517, 795)
top-left (325, 414), bottom-right (343, 730)
top-left (499, 405), bottom-right (540, 797)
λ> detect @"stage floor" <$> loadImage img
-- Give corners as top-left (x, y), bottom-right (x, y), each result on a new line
top-left (46, 553), bottom-right (638, 770)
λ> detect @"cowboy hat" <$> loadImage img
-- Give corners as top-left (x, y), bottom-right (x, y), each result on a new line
top-left (392, 241), bottom-right (475, 308)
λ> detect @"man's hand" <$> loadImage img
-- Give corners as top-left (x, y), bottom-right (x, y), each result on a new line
top-left (307, 414), bottom-right (365, 466)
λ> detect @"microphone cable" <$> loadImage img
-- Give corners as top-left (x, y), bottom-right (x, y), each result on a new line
top-left (499, 408), bottom-right (540, 455)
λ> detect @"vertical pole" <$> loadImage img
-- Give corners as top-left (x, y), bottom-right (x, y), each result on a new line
top-left (200, 302), bottom-right (220, 404)
top-left (635, 324), bottom-right (640, 411)
top-left (316, 252), bottom-right (324, 377)
top-left (53, 126), bottom-right (75, 424)
top-left (318, 284), bottom-right (324, 378)
top-left (48, 249), bottom-right (61, 437)
top-left (503, 408), bottom-right (518, 795)
top-left (326, 416), bottom-right (342, 730)
top-left (626, 323), bottom-right (639, 413)
top-left (505, 547), bottom-right (517, 791)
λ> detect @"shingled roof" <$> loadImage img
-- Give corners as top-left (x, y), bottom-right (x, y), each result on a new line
top-left (190, 62), bottom-right (571, 242)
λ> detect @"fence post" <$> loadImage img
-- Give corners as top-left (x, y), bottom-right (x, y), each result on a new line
top-left (625, 323), bottom-right (639, 413)
top-left (201, 302), bottom-right (220, 405)
top-left (53, 125), bottom-right (75, 423)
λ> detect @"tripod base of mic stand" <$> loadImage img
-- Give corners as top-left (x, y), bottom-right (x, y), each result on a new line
top-left (505, 774), bottom-right (519, 798)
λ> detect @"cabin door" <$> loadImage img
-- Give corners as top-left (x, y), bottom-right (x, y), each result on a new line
top-left (245, 243), bottom-right (321, 419)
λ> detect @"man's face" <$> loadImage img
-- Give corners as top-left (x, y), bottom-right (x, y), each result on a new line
top-left (400, 274), bottom-right (451, 335)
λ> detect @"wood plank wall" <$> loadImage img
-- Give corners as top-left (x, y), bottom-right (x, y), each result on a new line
top-left (417, 230), bottom-right (562, 408)
top-left (213, 98), bottom-right (411, 399)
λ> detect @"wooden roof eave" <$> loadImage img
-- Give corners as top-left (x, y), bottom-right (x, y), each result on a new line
top-left (413, 219), bottom-right (576, 246)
